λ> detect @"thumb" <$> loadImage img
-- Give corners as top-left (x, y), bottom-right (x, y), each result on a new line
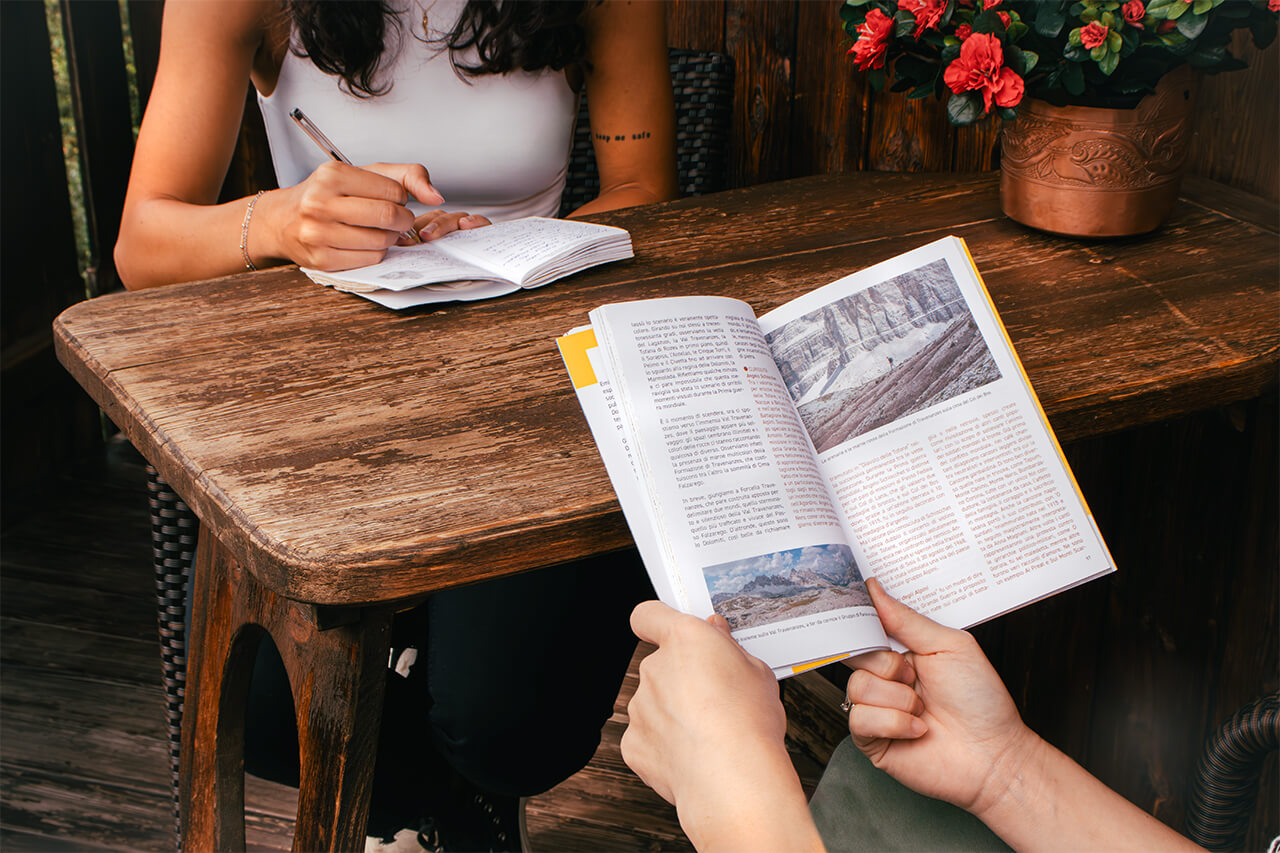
top-left (868, 578), bottom-right (963, 655)
top-left (630, 599), bottom-right (688, 646)
top-left (706, 613), bottom-right (733, 638)
top-left (378, 163), bottom-right (445, 206)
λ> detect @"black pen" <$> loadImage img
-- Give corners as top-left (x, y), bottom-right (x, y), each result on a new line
top-left (290, 107), bottom-right (422, 244)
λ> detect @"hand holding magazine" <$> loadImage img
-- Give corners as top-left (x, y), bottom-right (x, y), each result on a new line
top-left (301, 217), bottom-right (633, 309)
top-left (557, 237), bottom-right (1114, 677)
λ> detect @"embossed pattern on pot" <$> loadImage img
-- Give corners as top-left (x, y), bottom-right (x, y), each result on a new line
top-left (1000, 68), bottom-right (1196, 238)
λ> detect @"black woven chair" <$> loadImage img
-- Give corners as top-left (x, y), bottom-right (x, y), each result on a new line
top-left (149, 46), bottom-right (733, 850)
top-left (1185, 692), bottom-right (1279, 850)
top-left (559, 47), bottom-right (735, 216)
top-left (146, 465), bottom-right (197, 844)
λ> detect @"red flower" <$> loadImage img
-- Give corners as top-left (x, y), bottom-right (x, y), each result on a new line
top-left (1080, 21), bottom-right (1110, 49)
top-left (983, 0), bottom-right (1003, 7)
top-left (997, 11), bottom-right (1011, 28)
top-left (955, 23), bottom-right (973, 40)
top-left (943, 33), bottom-right (1025, 112)
top-left (1269, 0), bottom-right (1279, 11)
top-left (1122, 1), bottom-right (1145, 28)
top-left (900, 0), bottom-right (947, 38)
top-left (1157, 19), bottom-right (1177, 33)
top-left (848, 8), bottom-right (894, 70)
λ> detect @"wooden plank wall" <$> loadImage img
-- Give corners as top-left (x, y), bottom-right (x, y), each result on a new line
top-left (666, 0), bottom-right (1279, 200)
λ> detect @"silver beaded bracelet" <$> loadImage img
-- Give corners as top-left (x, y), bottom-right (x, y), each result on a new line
top-left (240, 190), bottom-right (266, 271)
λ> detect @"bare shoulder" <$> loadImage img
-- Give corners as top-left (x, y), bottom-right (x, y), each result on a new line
top-left (159, 0), bottom-right (279, 61)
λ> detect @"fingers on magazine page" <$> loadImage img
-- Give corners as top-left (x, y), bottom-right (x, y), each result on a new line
top-left (756, 236), bottom-right (1115, 640)
top-left (559, 297), bottom-right (891, 677)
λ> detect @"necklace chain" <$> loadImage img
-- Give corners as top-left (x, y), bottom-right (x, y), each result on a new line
top-left (422, 0), bottom-right (441, 36)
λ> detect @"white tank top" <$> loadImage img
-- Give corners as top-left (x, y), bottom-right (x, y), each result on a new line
top-left (256, 0), bottom-right (577, 221)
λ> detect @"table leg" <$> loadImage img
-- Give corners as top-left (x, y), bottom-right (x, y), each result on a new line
top-left (180, 530), bottom-right (393, 852)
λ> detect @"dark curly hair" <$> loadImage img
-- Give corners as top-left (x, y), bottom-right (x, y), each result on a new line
top-left (287, 1), bottom-right (589, 98)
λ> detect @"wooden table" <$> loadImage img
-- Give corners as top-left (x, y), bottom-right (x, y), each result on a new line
top-left (54, 172), bottom-right (1278, 851)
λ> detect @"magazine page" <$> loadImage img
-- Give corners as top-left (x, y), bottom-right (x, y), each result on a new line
top-left (758, 237), bottom-right (1114, 633)
top-left (586, 296), bottom-right (888, 675)
top-left (557, 327), bottom-right (687, 612)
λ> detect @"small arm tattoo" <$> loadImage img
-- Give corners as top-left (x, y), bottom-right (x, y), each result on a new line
top-left (594, 130), bottom-right (654, 142)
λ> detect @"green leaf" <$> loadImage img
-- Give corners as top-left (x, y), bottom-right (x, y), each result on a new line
top-left (1192, 0), bottom-right (1213, 14)
top-left (869, 67), bottom-right (887, 91)
top-left (942, 43), bottom-right (962, 62)
top-left (1063, 60), bottom-right (1086, 95)
top-left (1145, 0), bottom-right (1177, 11)
top-left (946, 91), bottom-right (985, 125)
top-left (1068, 26), bottom-right (1084, 46)
top-left (1069, 2), bottom-right (1086, 16)
top-left (1107, 30), bottom-right (1122, 52)
top-left (998, 106), bottom-right (1018, 120)
top-left (1187, 42), bottom-right (1227, 66)
top-left (1177, 10), bottom-right (1208, 39)
top-left (890, 77), bottom-right (916, 92)
top-left (1020, 49), bottom-right (1040, 74)
top-left (907, 82), bottom-right (936, 99)
top-left (1167, 1), bottom-right (1188, 19)
top-left (973, 10), bottom-right (1004, 34)
top-left (1090, 43), bottom-right (1108, 61)
top-left (1006, 45), bottom-right (1028, 74)
top-left (1098, 49), bottom-right (1120, 75)
top-left (894, 9), bottom-right (918, 37)
top-left (1064, 42), bottom-right (1091, 61)
top-left (1007, 21), bottom-right (1029, 41)
top-left (1250, 15), bottom-right (1277, 50)
top-left (1035, 3), bottom-right (1068, 37)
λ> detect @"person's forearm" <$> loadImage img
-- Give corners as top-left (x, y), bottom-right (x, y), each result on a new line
top-left (115, 192), bottom-right (285, 290)
top-left (675, 750), bottom-right (825, 853)
top-left (975, 734), bottom-right (1201, 852)
top-left (569, 182), bottom-right (676, 217)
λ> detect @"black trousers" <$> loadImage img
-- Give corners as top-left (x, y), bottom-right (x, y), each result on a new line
top-left (238, 549), bottom-right (651, 834)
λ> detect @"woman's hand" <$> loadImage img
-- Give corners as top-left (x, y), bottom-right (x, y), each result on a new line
top-left (413, 209), bottom-right (492, 243)
top-left (622, 602), bottom-right (824, 853)
top-left (263, 161), bottom-right (446, 270)
top-left (844, 579), bottom-right (1039, 816)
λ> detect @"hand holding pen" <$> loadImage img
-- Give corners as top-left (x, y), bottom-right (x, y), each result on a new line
top-left (288, 106), bottom-right (448, 249)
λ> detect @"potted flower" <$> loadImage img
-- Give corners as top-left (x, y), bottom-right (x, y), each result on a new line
top-left (839, 0), bottom-right (1279, 236)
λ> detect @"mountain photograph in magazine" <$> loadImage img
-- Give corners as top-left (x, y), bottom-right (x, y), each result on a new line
top-left (702, 544), bottom-right (871, 631)
top-left (767, 258), bottom-right (1003, 453)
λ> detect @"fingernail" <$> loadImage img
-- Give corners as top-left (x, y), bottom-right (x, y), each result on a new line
top-left (421, 222), bottom-right (439, 238)
top-left (909, 717), bottom-right (928, 737)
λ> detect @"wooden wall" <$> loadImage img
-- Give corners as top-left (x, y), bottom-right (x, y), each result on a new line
top-left (666, 0), bottom-right (1280, 201)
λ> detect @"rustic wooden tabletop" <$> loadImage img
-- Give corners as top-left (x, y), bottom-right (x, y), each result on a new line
top-left (54, 171), bottom-right (1279, 607)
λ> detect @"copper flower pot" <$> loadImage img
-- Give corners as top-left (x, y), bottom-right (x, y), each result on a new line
top-left (999, 69), bottom-right (1195, 238)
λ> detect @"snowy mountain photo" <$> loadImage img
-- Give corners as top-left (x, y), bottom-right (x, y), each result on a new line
top-left (766, 259), bottom-right (1001, 453)
top-left (703, 544), bottom-right (869, 631)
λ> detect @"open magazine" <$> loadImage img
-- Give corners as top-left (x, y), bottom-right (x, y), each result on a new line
top-left (301, 217), bottom-right (633, 309)
top-left (557, 236), bottom-right (1114, 677)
